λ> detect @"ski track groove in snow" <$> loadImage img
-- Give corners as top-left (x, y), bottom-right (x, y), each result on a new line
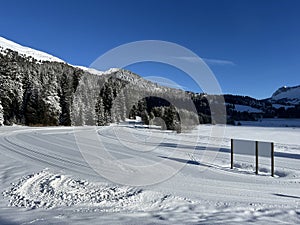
top-left (2, 135), bottom-right (89, 169)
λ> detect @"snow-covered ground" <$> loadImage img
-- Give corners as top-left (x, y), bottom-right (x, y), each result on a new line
top-left (0, 125), bottom-right (299, 224)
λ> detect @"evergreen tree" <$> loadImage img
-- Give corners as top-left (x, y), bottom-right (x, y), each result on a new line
top-left (0, 100), bottom-right (4, 126)
top-left (141, 109), bottom-right (149, 125)
top-left (163, 105), bottom-right (178, 131)
top-left (95, 97), bottom-right (106, 125)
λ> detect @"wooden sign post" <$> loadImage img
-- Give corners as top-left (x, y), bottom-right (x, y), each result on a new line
top-left (255, 141), bottom-right (258, 175)
top-left (271, 142), bottom-right (274, 177)
top-left (231, 139), bottom-right (234, 169)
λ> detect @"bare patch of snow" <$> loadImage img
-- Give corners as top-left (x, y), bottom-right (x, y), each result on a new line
top-left (272, 104), bottom-right (294, 109)
top-left (234, 104), bottom-right (263, 113)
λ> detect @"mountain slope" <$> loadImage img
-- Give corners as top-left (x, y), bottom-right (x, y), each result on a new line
top-left (0, 37), bottom-right (64, 63)
top-left (0, 36), bottom-right (299, 127)
top-left (0, 36), bottom-right (202, 129)
top-left (271, 85), bottom-right (300, 104)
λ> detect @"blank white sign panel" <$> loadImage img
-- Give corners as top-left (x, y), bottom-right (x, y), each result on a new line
top-left (258, 141), bottom-right (272, 157)
top-left (233, 139), bottom-right (256, 156)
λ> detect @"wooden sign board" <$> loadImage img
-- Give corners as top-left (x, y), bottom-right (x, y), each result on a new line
top-left (232, 139), bottom-right (255, 156)
top-left (257, 141), bottom-right (272, 157)
top-left (231, 139), bottom-right (274, 177)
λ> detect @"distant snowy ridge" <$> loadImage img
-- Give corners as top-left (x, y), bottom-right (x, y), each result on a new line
top-left (271, 85), bottom-right (300, 104)
top-left (75, 66), bottom-right (120, 76)
top-left (0, 36), bottom-right (65, 63)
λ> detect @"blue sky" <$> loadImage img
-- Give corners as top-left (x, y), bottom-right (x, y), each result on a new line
top-left (0, 0), bottom-right (299, 99)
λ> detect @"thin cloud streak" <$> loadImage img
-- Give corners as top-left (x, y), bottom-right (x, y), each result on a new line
top-left (174, 56), bottom-right (235, 66)
top-left (203, 58), bottom-right (235, 66)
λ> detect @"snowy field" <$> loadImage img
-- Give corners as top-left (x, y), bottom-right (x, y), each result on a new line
top-left (0, 124), bottom-right (299, 224)
top-left (237, 118), bottom-right (300, 128)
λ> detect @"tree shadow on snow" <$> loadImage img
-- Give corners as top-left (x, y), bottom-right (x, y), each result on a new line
top-left (0, 217), bottom-right (19, 225)
top-left (159, 142), bottom-right (300, 160)
top-left (273, 193), bottom-right (300, 199)
top-left (158, 142), bottom-right (229, 153)
top-left (159, 156), bottom-right (203, 166)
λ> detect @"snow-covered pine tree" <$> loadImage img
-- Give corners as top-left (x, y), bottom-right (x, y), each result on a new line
top-left (0, 53), bottom-right (24, 125)
top-left (95, 97), bottom-right (106, 126)
top-left (0, 100), bottom-right (4, 126)
top-left (112, 89), bottom-right (127, 122)
top-left (40, 65), bottom-right (61, 125)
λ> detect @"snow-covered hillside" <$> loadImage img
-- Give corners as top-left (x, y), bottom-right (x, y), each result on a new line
top-left (234, 104), bottom-right (263, 113)
top-left (271, 85), bottom-right (300, 104)
top-left (74, 66), bottom-right (120, 76)
top-left (0, 36), bottom-right (299, 128)
top-left (0, 36), bottom-right (65, 63)
top-left (0, 36), bottom-right (132, 79)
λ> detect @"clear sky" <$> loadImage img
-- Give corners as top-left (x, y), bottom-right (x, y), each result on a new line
top-left (0, 0), bottom-right (299, 99)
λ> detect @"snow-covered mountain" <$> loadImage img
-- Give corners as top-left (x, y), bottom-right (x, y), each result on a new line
top-left (0, 36), bottom-right (114, 74)
top-left (0, 37), bottom-right (153, 81)
top-left (271, 85), bottom-right (300, 105)
top-left (0, 36), bottom-right (196, 128)
top-left (0, 36), bottom-right (299, 127)
top-left (0, 36), bottom-right (65, 63)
